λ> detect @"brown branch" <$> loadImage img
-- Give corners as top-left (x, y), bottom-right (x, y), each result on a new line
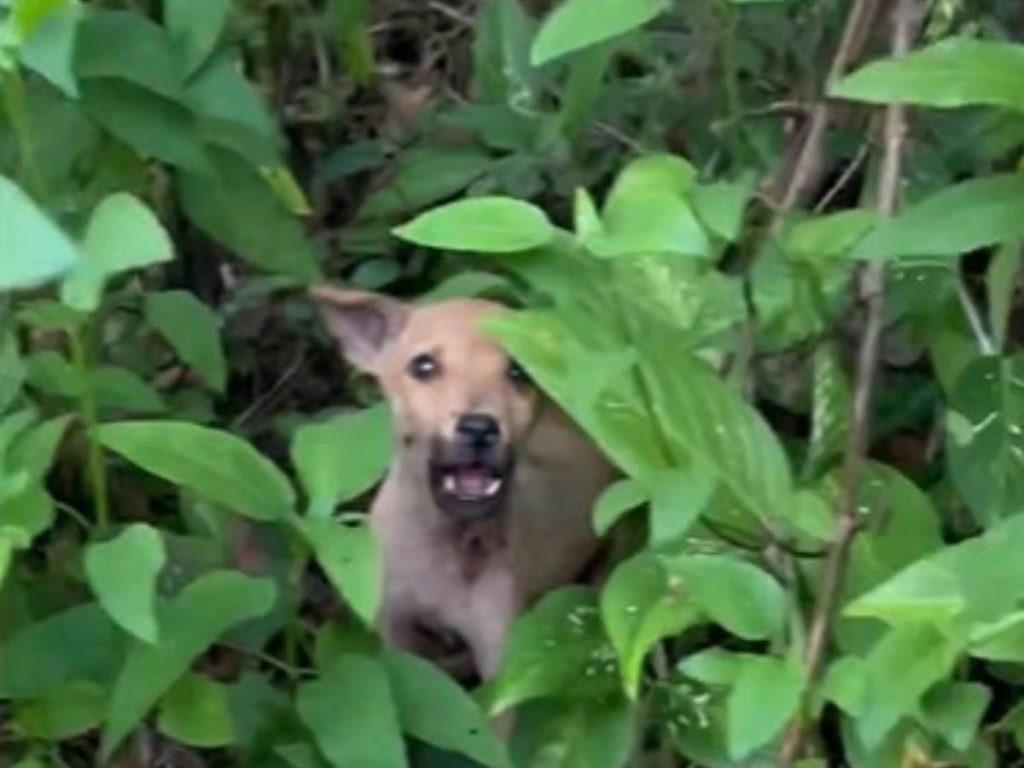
top-left (769, 0), bottom-right (883, 222)
top-left (777, 0), bottom-right (920, 764)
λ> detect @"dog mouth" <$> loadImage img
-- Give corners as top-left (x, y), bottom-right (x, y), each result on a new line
top-left (429, 453), bottom-right (512, 520)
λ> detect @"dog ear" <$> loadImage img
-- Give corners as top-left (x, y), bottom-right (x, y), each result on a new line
top-left (310, 285), bottom-right (409, 372)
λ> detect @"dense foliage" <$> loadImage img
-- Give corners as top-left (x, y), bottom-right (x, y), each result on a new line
top-left (3, 0), bottom-right (1024, 766)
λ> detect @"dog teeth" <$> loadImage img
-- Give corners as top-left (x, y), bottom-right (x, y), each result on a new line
top-left (443, 474), bottom-right (458, 493)
top-left (484, 478), bottom-right (503, 497)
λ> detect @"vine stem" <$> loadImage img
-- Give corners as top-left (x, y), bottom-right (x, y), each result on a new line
top-left (777, 0), bottom-right (919, 763)
top-left (1, 68), bottom-right (47, 201)
top-left (69, 328), bottom-right (111, 533)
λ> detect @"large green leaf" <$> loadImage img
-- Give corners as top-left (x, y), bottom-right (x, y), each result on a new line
top-left (61, 193), bottom-right (174, 312)
top-left (600, 553), bottom-right (699, 697)
top-left (648, 464), bottom-right (715, 545)
top-left (488, 587), bottom-right (618, 713)
top-left (855, 623), bottom-right (961, 748)
top-left (0, 603), bottom-right (124, 699)
top-left (585, 155), bottom-right (709, 259)
top-left (290, 403), bottom-right (393, 518)
top-left (670, 555), bottom-right (786, 641)
top-left (846, 514), bottom-right (1024, 629)
top-left (102, 570), bottom-right (275, 756)
top-left (851, 174), bottom-right (1024, 261)
top-left (393, 197), bottom-right (555, 253)
top-left (946, 355), bottom-right (1024, 527)
top-left (644, 351), bottom-right (794, 521)
top-left (384, 651), bottom-right (510, 768)
top-left (510, 696), bottom-right (635, 768)
top-left (177, 148), bottom-right (321, 281)
top-left (0, 175), bottom-right (78, 291)
top-left (297, 655), bottom-right (407, 768)
top-left (831, 38), bottom-right (1024, 114)
top-left (85, 524), bottom-right (166, 644)
top-left (74, 9), bottom-right (183, 99)
top-left (726, 655), bottom-right (804, 761)
top-left (80, 80), bottom-right (210, 172)
top-left (157, 672), bottom-right (235, 748)
top-left (297, 516), bottom-right (381, 627)
top-left (145, 290), bottom-right (227, 392)
top-left (19, 2), bottom-right (81, 97)
top-left (13, 680), bottom-right (106, 741)
top-left (530, 0), bottom-right (668, 65)
top-left (358, 149), bottom-right (492, 220)
top-left (94, 421), bottom-right (296, 521)
top-left (164, 0), bottom-right (230, 75)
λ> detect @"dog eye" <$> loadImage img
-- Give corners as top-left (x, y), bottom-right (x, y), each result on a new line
top-left (408, 353), bottom-right (440, 381)
top-left (506, 360), bottom-right (530, 386)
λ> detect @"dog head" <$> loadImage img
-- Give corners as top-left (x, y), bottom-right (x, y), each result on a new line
top-left (312, 286), bottom-right (540, 522)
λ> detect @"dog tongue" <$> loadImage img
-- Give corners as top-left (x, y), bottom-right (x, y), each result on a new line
top-left (455, 467), bottom-right (490, 496)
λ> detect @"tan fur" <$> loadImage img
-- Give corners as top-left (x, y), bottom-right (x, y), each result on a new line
top-left (312, 286), bottom-right (616, 680)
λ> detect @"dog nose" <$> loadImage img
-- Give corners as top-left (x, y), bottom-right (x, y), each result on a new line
top-left (455, 413), bottom-right (500, 448)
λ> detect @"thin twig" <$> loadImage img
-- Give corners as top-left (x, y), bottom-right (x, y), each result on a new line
top-left (956, 277), bottom-right (997, 355)
top-left (771, 0), bottom-right (883, 223)
top-left (813, 140), bottom-right (870, 213)
top-left (778, 1), bottom-right (919, 764)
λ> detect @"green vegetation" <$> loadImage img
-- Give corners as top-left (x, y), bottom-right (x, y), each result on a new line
top-left (3, 0), bottom-right (1024, 766)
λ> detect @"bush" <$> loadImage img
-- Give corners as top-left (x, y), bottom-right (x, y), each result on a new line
top-left (3, 0), bottom-right (1024, 766)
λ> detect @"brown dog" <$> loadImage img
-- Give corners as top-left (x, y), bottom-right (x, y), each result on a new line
top-left (312, 286), bottom-right (616, 681)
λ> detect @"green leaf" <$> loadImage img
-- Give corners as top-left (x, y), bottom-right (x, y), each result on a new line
top-left (645, 351), bottom-right (794, 521)
top-left (920, 681), bottom-right (990, 752)
top-left (648, 464), bottom-right (715, 545)
top-left (968, 610), bottom-right (1024, 661)
top-left (726, 655), bottom-right (804, 760)
top-left (600, 553), bottom-right (699, 697)
top-left (855, 623), bottom-right (960, 748)
top-left (847, 514), bottom-right (1024, 629)
top-left (90, 366), bottom-right (167, 415)
top-left (14, 680), bottom-right (106, 740)
top-left (85, 524), bottom-right (166, 644)
top-left (489, 587), bottom-right (618, 713)
top-left (691, 173), bottom-right (755, 243)
top-left (384, 651), bottom-right (510, 768)
top-left (946, 355), bottom-right (1024, 527)
top-left (0, 603), bottom-right (124, 699)
top-left (988, 242), bottom-right (1020, 352)
top-left (831, 38), bottom-right (1024, 113)
top-left (8, 413), bottom-right (72, 482)
top-left (61, 193), bottom-right (174, 312)
top-left (672, 555), bottom-right (785, 641)
top-left (297, 655), bottom-right (407, 768)
top-left (164, 0), bottom-right (230, 75)
top-left (74, 9), bottom-right (184, 99)
top-left (0, 175), bottom-right (78, 291)
top-left (291, 403), bottom-right (393, 518)
top-left (852, 174), bottom-right (1024, 261)
top-left (511, 696), bottom-right (635, 768)
top-left (177, 148), bottom-right (321, 281)
top-left (19, 2), bottom-right (81, 97)
top-left (531, 0), bottom-right (668, 66)
top-left (358, 149), bottom-right (492, 220)
top-left (157, 672), bottom-right (235, 748)
top-left (593, 478), bottom-right (648, 536)
top-left (472, 0), bottom-right (537, 106)
top-left (586, 155), bottom-right (709, 259)
top-left (145, 290), bottom-right (227, 392)
top-left (298, 517), bottom-right (381, 627)
top-left (803, 343), bottom-right (852, 477)
top-left (102, 570), bottom-right (275, 757)
top-left (80, 79), bottom-right (210, 172)
top-left (393, 197), bottom-right (555, 253)
top-left (784, 209), bottom-right (877, 262)
top-left (94, 421), bottom-right (296, 521)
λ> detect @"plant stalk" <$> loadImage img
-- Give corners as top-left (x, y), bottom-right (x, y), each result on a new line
top-left (778, 0), bottom-right (918, 763)
top-left (69, 328), bottom-right (111, 533)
